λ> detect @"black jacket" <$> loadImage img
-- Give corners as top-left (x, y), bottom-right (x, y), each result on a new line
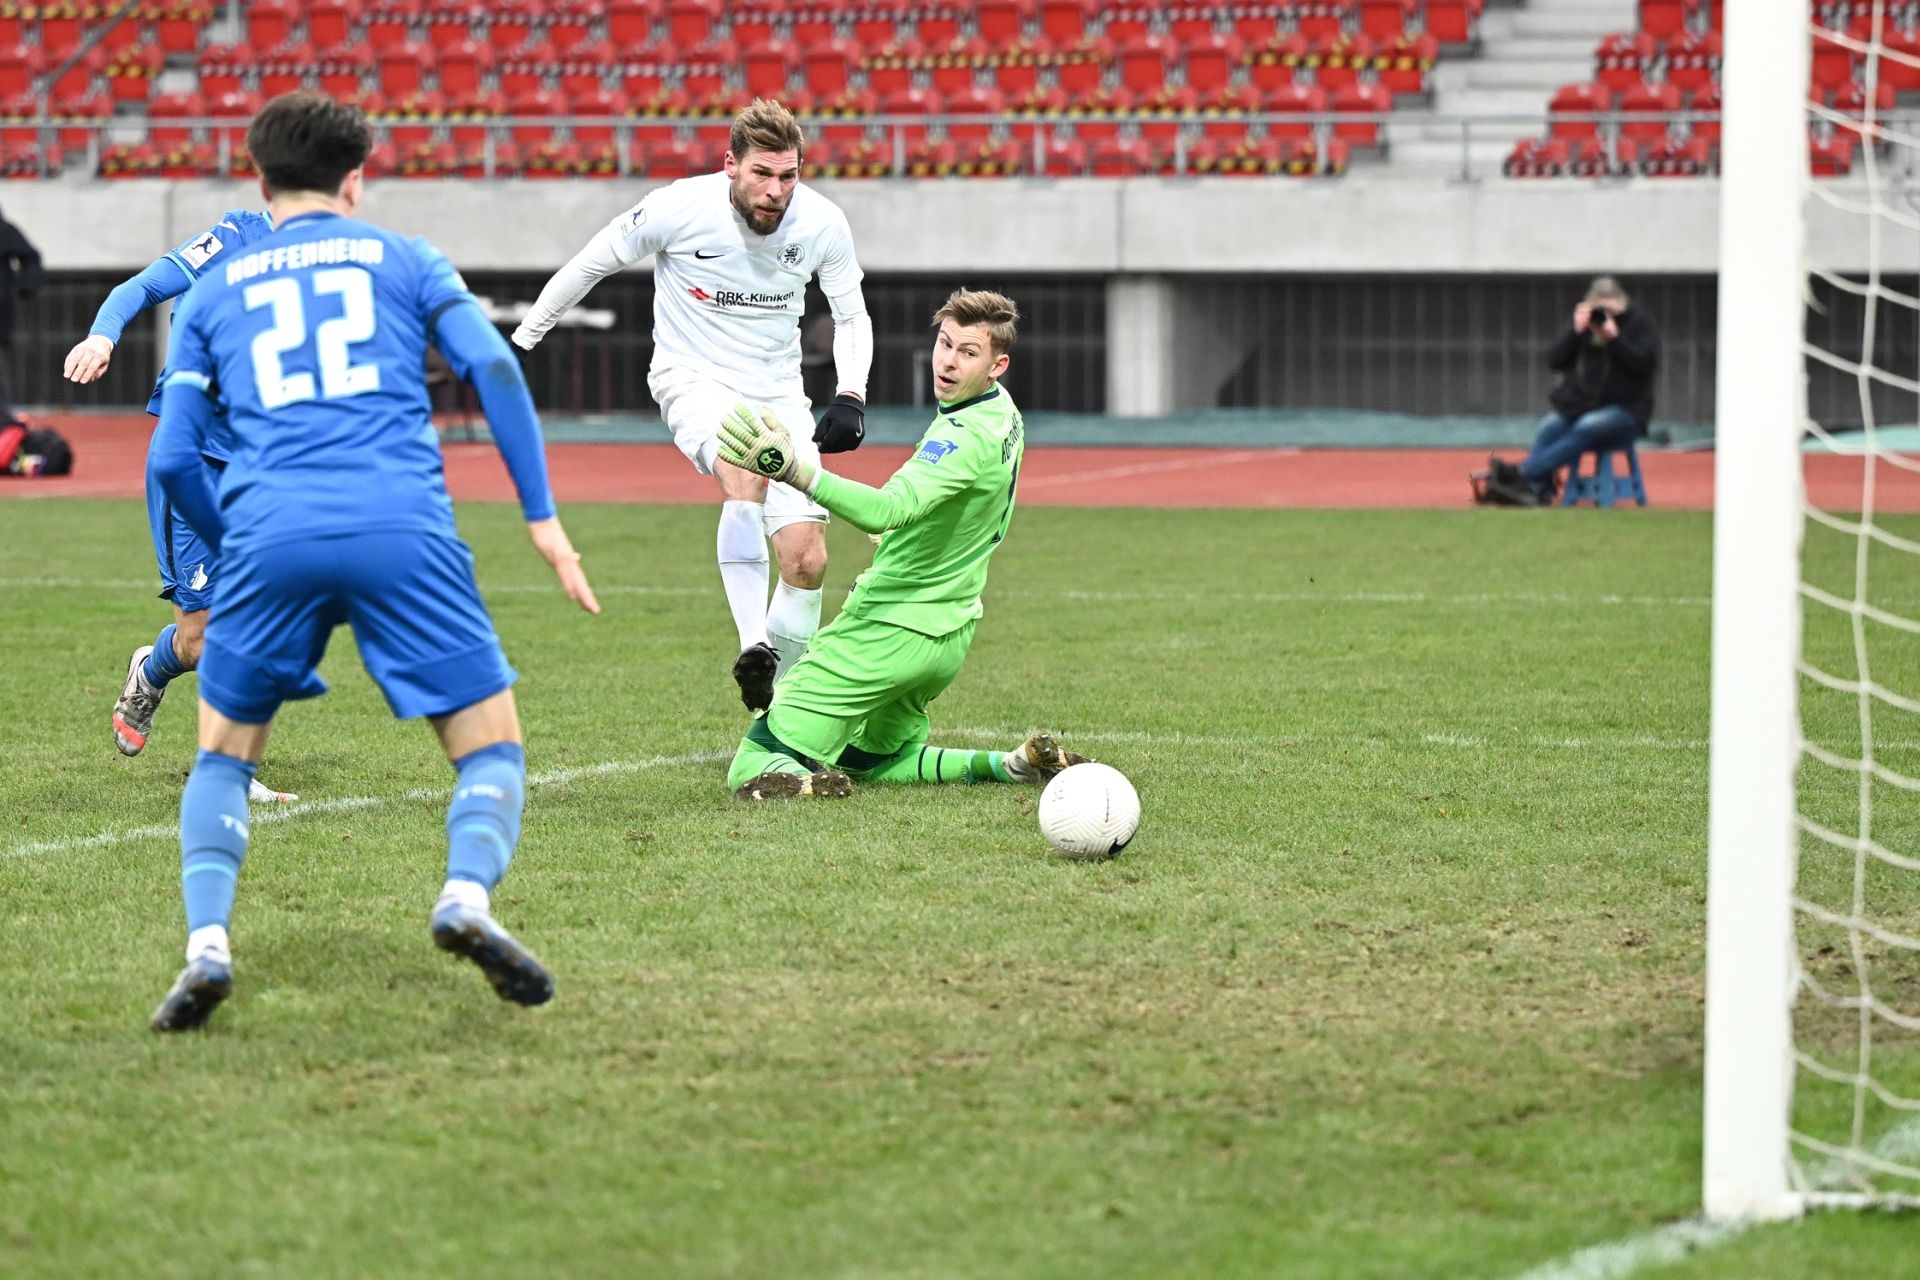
top-left (1546, 304), bottom-right (1660, 430)
top-left (0, 213), bottom-right (43, 345)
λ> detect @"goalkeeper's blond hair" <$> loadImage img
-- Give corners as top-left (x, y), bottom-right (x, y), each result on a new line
top-left (932, 289), bottom-right (1020, 355)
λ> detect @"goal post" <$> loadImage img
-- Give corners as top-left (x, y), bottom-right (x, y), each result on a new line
top-left (1701, 0), bottom-right (1810, 1224)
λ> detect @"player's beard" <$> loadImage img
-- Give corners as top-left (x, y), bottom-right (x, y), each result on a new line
top-left (731, 182), bottom-right (789, 236)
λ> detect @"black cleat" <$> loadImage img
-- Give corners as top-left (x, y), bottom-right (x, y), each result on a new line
top-left (150, 956), bottom-right (232, 1032)
top-left (733, 768), bottom-right (854, 801)
top-left (732, 641), bottom-right (780, 713)
top-left (430, 903), bottom-right (554, 1006)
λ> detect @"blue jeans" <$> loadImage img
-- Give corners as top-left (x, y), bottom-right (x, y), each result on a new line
top-left (1521, 406), bottom-right (1641, 492)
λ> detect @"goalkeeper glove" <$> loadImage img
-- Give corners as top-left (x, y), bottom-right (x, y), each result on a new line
top-left (718, 403), bottom-right (819, 493)
top-left (812, 393), bottom-right (866, 454)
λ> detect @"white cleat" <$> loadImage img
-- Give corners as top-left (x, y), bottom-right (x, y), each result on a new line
top-left (248, 778), bottom-right (298, 804)
top-left (112, 645), bottom-right (164, 756)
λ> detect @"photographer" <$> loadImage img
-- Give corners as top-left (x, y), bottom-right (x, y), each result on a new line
top-left (1484, 275), bottom-right (1659, 507)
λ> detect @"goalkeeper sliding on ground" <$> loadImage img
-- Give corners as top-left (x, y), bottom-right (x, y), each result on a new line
top-left (718, 287), bottom-right (1088, 800)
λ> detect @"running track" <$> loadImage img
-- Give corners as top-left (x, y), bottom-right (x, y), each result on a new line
top-left (9, 415), bottom-right (1920, 512)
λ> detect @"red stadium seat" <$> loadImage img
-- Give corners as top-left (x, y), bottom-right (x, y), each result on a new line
top-left (247, 0), bottom-right (299, 51)
top-left (197, 44), bottom-right (254, 98)
top-left (608, 0), bottom-right (662, 47)
top-left (1115, 33), bottom-right (1173, 95)
top-left (1331, 80), bottom-right (1389, 148)
top-left (1375, 32), bottom-right (1437, 96)
top-left (1593, 31), bottom-right (1655, 96)
top-left (154, 2), bottom-right (217, 56)
top-left (377, 40), bottom-right (434, 96)
top-left (914, 8), bottom-right (963, 47)
top-left (1261, 81), bottom-right (1325, 138)
top-left (935, 39), bottom-right (990, 95)
top-left (879, 85), bottom-right (936, 150)
top-left (1102, 8), bottom-right (1153, 44)
top-left (1833, 79), bottom-right (1896, 149)
top-left (1636, 0), bottom-right (1686, 41)
top-left (103, 44), bottom-right (159, 103)
top-left (1197, 84), bottom-right (1259, 142)
top-left (447, 89), bottom-right (504, 146)
top-left (1548, 81), bottom-right (1610, 139)
top-left (437, 38), bottom-right (493, 98)
top-left (1246, 34), bottom-right (1310, 96)
top-left (977, 0), bottom-right (1034, 44)
top-left (743, 38), bottom-right (798, 98)
top-left (1134, 85), bottom-right (1196, 146)
top-left (1311, 34), bottom-right (1375, 93)
top-left (49, 88), bottom-right (111, 153)
top-left (1618, 80), bottom-right (1680, 147)
top-left (1664, 29), bottom-right (1721, 94)
top-left (148, 91), bottom-right (203, 149)
top-left (1039, 0), bottom-right (1097, 47)
top-left (488, 0), bottom-right (545, 50)
top-left (1424, 0), bottom-right (1482, 45)
top-left (318, 41), bottom-right (375, 100)
top-left (0, 43), bottom-right (43, 100)
top-left (550, 0), bottom-right (605, 50)
top-left (667, 0), bottom-right (721, 46)
top-left (802, 37), bottom-right (858, 98)
top-left (1503, 136), bottom-right (1569, 178)
top-left (309, 0), bottom-right (365, 50)
top-left (1089, 137), bottom-right (1159, 177)
top-left (1180, 32), bottom-right (1242, 94)
top-left (498, 37), bottom-right (557, 96)
top-left (1283, 0), bottom-right (1349, 43)
top-left (1169, 10), bottom-right (1217, 44)
top-left (426, 0), bottom-right (481, 51)
top-left (1055, 37), bottom-right (1111, 94)
top-left (1640, 135), bottom-right (1712, 177)
top-left (638, 134), bottom-right (707, 178)
top-left (1358, 0), bottom-right (1415, 40)
top-left (862, 39), bottom-right (920, 96)
top-left (207, 88), bottom-right (262, 149)
top-left (366, 0), bottom-right (426, 49)
top-left (1036, 134), bottom-right (1086, 174)
top-left (569, 86), bottom-right (620, 144)
top-left (1809, 131), bottom-right (1855, 178)
top-left (944, 84), bottom-right (1005, 142)
top-left (1233, 9), bottom-right (1278, 45)
top-left (792, 9), bottom-right (840, 47)
top-left (557, 43), bottom-right (613, 96)
top-left (1811, 28), bottom-right (1856, 98)
top-left (1875, 26), bottom-right (1920, 93)
top-left (507, 87), bottom-right (565, 145)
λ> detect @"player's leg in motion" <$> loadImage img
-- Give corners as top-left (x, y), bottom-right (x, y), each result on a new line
top-left (150, 711), bottom-right (270, 1032)
top-left (838, 732), bottom-right (1088, 785)
top-left (426, 690), bottom-right (553, 1007)
top-left (117, 472), bottom-right (295, 801)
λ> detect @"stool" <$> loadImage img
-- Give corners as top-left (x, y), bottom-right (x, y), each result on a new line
top-left (1560, 441), bottom-right (1648, 508)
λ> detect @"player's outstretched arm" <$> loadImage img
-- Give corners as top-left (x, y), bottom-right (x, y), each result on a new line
top-left (510, 225), bottom-right (630, 353)
top-left (64, 256), bottom-right (194, 383)
top-left (151, 374), bottom-right (224, 551)
top-left (435, 299), bottom-right (600, 614)
top-left (719, 403), bottom-right (978, 535)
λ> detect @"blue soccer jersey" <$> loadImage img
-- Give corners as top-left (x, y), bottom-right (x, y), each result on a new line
top-left (142, 209), bottom-right (275, 460)
top-left (164, 211), bottom-right (482, 556)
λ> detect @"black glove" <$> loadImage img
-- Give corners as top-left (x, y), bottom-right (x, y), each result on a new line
top-left (813, 393), bottom-right (866, 454)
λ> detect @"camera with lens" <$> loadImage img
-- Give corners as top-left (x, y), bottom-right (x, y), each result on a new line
top-left (1588, 305), bottom-right (1612, 329)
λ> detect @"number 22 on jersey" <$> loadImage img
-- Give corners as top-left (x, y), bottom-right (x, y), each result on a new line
top-left (244, 267), bottom-right (381, 410)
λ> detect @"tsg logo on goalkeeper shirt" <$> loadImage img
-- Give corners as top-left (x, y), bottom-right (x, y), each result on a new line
top-left (686, 286), bottom-right (796, 309)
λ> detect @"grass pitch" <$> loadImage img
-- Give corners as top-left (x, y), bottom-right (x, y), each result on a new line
top-left (2, 497), bottom-right (1915, 1279)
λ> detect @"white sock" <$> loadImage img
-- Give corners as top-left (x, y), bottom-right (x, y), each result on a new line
top-left (717, 500), bottom-right (771, 650)
top-left (436, 878), bottom-right (489, 914)
top-left (766, 580), bottom-right (824, 681)
top-left (186, 924), bottom-right (231, 965)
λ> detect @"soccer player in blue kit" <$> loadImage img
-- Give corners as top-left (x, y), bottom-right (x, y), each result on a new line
top-left (66, 209), bottom-right (300, 803)
top-left (144, 91), bottom-right (600, 1032)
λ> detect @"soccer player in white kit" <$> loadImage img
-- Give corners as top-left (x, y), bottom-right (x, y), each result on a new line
top-left (511, 100), bottom-right (872, 713)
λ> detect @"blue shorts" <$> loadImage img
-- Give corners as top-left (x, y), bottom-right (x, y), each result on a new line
top-left (146, 455), bottom-right (223, 614)
top-left (198, 530), bottom-right (517, 724)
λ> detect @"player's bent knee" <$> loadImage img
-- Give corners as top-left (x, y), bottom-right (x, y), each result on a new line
top-left (714, 459), bottom-right (770, 503)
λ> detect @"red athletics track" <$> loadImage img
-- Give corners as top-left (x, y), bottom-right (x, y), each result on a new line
top-left (9, 414), bottom-right (1920, 511)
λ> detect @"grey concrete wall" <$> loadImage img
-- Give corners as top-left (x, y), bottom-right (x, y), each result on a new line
top-left (3, 176), bottom-right (1884, 274)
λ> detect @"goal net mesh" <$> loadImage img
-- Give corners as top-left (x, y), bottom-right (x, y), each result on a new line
top-left (1793, 0), bottom-right (1920, 1205)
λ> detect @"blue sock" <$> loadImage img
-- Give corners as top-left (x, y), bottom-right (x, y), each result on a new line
top-left (446, 742), bottom-right (525, 893)
top-left (142, 623), bottom-right (191, 688)
top-left (180, 750), bottom-right (257, 932)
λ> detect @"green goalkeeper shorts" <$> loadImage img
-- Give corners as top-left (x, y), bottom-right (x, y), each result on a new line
top-left (766, 612), bottom-right (977, 766)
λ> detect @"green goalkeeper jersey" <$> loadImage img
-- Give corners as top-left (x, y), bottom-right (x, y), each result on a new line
top-left (810, 384), bottom-right (1025, 638)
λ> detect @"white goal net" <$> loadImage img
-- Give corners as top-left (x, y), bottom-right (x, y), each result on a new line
top-left (1791, 0), bottom-right (1920, 1209)
top-left (1706, 0), bottom-right (1920, 1218)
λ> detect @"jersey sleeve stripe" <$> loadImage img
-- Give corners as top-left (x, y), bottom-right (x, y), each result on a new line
top-left (164, 370), bottom-right (212, 391)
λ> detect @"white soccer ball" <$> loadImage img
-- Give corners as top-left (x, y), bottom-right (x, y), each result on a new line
top-left (1037, 762), bottom-right (1141, 860)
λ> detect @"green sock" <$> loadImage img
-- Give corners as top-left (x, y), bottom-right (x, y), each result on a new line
top-left (842, 744), bottom-right (1010, 784)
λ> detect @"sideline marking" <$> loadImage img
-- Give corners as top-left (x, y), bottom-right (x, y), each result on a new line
top-left (3, 749), bottom-right (730, 859)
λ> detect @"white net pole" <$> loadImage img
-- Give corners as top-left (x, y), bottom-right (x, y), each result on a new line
top-left (1702, 0), bottom-right (1810, 1224)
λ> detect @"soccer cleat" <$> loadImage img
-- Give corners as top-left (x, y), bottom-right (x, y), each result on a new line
top-left (1004, 733), bottom-right (1091, 784)
top-left (113, 644), bottom-right (165, 756)
top-left (150, 955), bottom-right (233, 1032)
top-left (247, 778), bottom-right (299, 804)
top-left (430, 901), bottom-right (555, 1007)
top-left (733, 768), bottom-right (854, 801)
top-left (732, 641), bottom-right (780, 713)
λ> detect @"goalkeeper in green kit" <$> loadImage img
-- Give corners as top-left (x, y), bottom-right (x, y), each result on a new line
top-left (716, 288), bottom-right (1088, 799)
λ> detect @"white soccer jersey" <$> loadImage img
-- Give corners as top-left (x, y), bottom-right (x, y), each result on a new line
top-left (606, 172), bottom-right (863, 399)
